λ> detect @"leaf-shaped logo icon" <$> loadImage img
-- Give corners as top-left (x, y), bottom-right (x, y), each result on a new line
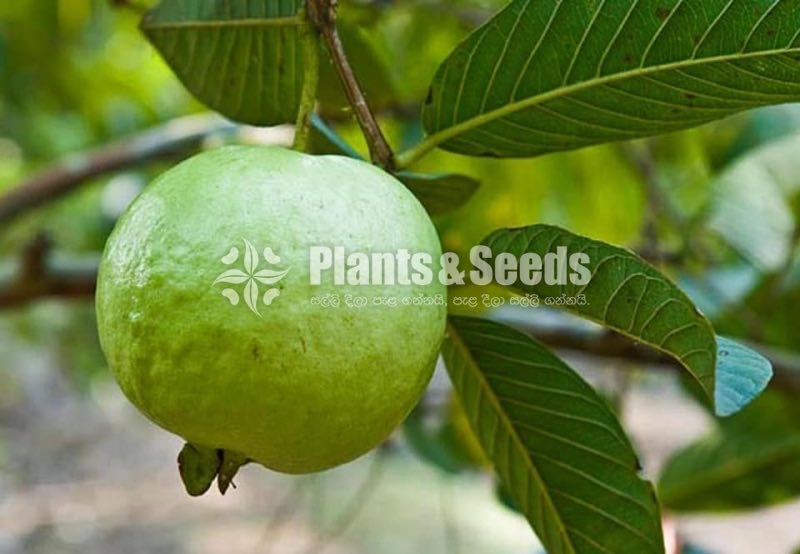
top-left (243, 239), bottom-right (258, 275)
top-left (254, 269), bottom-right (290, 285)
top-left (213, 239), bottom-right (290, 317)
top-left (244, 279), bottom-right (259, 315)
top-left (221, 247), bottom-right (239, 265)
top-left (214, 269), bottom-right (249, 285)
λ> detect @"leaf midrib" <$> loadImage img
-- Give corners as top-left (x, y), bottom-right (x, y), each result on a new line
top-left (447, 321), bottom-right (577, 554)
top-left (142, 16), bottom-right (305, 31)
top-left (399, 45), bottom-right (800, 167)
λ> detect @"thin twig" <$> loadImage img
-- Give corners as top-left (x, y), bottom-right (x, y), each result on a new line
top-left (2, 253), bottom-right (799, 392)
top-left (0, 114), bottom-right (237, 226)
top-left (307, 0), bottom-right (395, 169)
top-left (293, 10), bottom-right (321, 152)
top-left (439, 477), bottom-right (460, 554)
top-left (256, 478), bottom-right (309, 554)
top-left (623, 142), bottom-right (767, 336)
top-left (629, 141), bottom-right (666, 261)
top-left (303, 453), bottom-right (387, 554)
top-left (309, 473), bottom-right (327, 531)
top-left (622, 141), bottom-right (714, 266)
top-left (497, 313), bottom-right (800, 392)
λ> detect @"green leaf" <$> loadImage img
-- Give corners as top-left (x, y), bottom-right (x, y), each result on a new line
top-left (443, 316), bottom-right (664, 554)
top-left (708, 133), bottom-right (800, 271)
top-left (420, 0), bottom-right (800, 159)
top-left (309, 116), bottom-right (479, 215)
top-left (660, 431), bottom-right (800, 511)
top-left (396, 172), bottom-right (480, 216)
top-left (495, 481), bottom-right (522, 514)
top-left (659, 391), bottom-right (800, 512)
top-left (177, 443), bottom-right (219, 497)
top-left (403, 405), bottom-right (474, 475)
top-left (217, 449), bottom-right (249, 495)
top-left (141, 0), bottom-right (305, 125)
top-left (716, 104), bottom-right (800, 165)
top-left (483, 225), bottom-right (772, 415)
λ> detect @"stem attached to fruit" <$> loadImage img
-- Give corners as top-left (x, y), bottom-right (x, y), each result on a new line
top-left (292, 10), bottom-right (321, 153)
top-left (307, 0), bottom-right (395, 170)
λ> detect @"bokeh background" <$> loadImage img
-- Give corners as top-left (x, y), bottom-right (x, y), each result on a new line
top-left (4, 1), bottom-right (800, 553)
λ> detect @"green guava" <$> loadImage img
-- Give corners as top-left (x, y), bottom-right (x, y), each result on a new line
top-left (96, 145), bottom-right (446, 484)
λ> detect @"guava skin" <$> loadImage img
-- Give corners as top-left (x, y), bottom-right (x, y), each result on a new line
top-left (96, 145), bottom-right (446, 474)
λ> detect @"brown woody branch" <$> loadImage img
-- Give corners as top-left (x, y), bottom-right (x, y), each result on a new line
top-left (0, 114), bottom-right (237, 226)
top-left (0, 235), bottom-right (98, 309)
top-left (307, 0), bottom-right (395, 169)
top-left (2, 261), bottom-right (799, 392)
top-left (498, 315), bottom-right (800, 393)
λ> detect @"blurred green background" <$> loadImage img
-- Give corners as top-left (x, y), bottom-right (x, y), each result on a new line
top-left (4, 1), bottom-right (800, 553)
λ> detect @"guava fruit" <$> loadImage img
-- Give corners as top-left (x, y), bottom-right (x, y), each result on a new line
top-left (96, 145), bottom-right (446, 489)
